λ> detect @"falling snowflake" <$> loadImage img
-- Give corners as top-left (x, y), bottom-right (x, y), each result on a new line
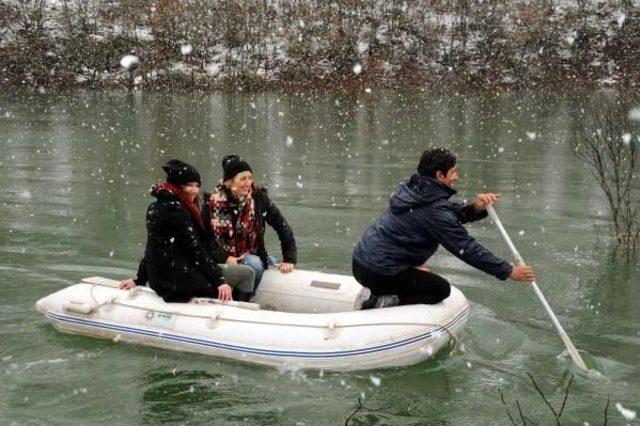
top-left (357, 41), bottom-right (369, 54)
top-left (120, 55), bottom-right (139, 69)
top-left (180, 44), bottom-right (193, 55)
top-left (615, 403), bottom-right (636, 420)
top-left (352, 64), bottom-right (362, 75)
top-left (369, 375), bottom-right (381, 387)
top-left (419, 346), bottom-right (434, 356)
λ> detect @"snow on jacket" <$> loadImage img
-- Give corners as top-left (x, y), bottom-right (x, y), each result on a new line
top-left (134, 185), bottom-right (226, 302)
top-left (353, 174), bottom-right (513, 279)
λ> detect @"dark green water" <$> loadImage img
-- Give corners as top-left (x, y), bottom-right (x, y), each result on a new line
top-left (1, 91), bottom-right (638, 425)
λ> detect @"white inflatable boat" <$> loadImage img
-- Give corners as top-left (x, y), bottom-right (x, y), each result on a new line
top-left (35, 269), bottom-right (469, 371)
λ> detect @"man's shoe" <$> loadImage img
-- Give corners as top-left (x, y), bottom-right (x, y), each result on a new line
top-left (374, 295), bottom-right (399, 308)
top-left (361, 295), bottom-right (378, 310)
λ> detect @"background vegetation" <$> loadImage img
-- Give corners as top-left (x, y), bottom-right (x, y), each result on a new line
top-left (2, 0), bottom-right (640, 92)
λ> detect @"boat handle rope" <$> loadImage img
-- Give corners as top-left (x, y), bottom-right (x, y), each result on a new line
top-left (208, 312), bottom-right (221, 329)
top-left (63, 294), bottom-right (462, 358)
top-left (68, 284), bottom-right (118, 314)
top-left (127, 286), bottom-right (143, 299)
top-left (439, 323), bottom-right (460, 356)
top-left (100, 298), bottom-right (461, 330)
top-left (56, 283), bottom-right (464, 359)
top-left (325, 320), bottom-right (337, 339)
top-left (77, 293), bottom-right (461, 354)
top-left (76, 280), bottom-right (464, 347)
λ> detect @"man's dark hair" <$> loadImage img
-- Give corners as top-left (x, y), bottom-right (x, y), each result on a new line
top-left (417, 148), bottom-right (457, 178)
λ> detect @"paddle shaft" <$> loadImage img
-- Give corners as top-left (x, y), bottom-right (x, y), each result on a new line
top-left (486, 205), bottom-right (588, 371)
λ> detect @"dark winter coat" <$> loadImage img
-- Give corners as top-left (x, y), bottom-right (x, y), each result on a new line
top-left (203, 186), bottom-right (297, 267)
top-left (353, 174), bottom-right (513, 279)
top-left (134, 187), bottom-right (226, 303)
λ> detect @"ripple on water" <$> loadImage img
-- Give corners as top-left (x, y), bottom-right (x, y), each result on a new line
top-left (41, 263), bottom-right (135, 276)
top-left (464, 316), bottom-right (529, 363)
top-left (553, 249), bottom-right (601, 267)
top-left (137, 366), bottom-right (312, 424)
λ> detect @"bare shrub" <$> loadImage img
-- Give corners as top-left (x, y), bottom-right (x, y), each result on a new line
top-left (572, 97), bottom-right (640, 256)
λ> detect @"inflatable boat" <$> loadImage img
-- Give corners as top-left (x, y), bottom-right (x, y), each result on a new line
top-left (35, 269), bottom-right (469, 371)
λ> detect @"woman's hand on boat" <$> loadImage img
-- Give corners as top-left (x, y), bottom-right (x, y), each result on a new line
top-left (119, 279), bottom-right (136, 290)
top-left (225, 254), bottom-right (246, 265)
top-left (510, 265), bottom-right (535, 282)
top-left (473, 193), bottom-right (500, 212)
top-left (277, 262), bottom-right (294, 273)
top-left (217, 283), bottom-right (233, 301)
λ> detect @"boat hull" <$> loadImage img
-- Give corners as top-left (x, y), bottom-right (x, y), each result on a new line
top-left (36, 274), bottom-right (469, 371)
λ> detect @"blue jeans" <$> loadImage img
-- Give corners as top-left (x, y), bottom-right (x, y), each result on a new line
top-left (240, 254), bottom-right (277, 293)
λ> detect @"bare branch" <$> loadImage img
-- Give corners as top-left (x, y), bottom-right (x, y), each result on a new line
top-left (344, 397), bottom-right (364, 426)
top-left (527, 373), bottom-right (559, 424)
top-left (516, 400), bottom-right (527, 425)
top-left (558, 375), bottom-right (574, 418)
top-left (499, 388), bottom-right (518, 426)
top-left (571, 97), bottom-right (640, 256)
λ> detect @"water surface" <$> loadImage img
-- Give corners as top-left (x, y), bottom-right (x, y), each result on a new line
top-left (1, 91), bottom-right (638, 424)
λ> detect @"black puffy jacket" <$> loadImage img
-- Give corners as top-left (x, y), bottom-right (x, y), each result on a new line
top-left (134, 186), bottom-right (225, 302)
top-left (353, 174), bottom-right (512, 279)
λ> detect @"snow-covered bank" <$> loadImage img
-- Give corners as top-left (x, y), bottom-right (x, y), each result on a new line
top-left (1, 1), bottom-right (639, 92)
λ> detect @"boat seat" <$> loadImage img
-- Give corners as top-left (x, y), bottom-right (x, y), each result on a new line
top-left (252, 269), bottom-right (370, 314)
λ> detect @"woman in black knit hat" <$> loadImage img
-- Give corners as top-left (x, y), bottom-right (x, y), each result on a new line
top-left (120, 159), bottom-right (255, 302)
top-left (203, 155), bottom-right (297, 293)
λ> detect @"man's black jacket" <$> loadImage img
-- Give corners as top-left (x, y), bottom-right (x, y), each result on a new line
top-left (353, 174), bottom-right (512, 280)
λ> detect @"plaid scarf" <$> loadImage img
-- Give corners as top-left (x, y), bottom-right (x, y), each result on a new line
top-left (207, 182), bottom-right (259, 257)
top-left (153, 182), bottom-right (204, 229)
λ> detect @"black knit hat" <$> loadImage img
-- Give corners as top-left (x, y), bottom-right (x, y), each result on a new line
top-left (222, 155), bottom-right (252, 180)
top-left (162, 159), bottom-right (202, 186)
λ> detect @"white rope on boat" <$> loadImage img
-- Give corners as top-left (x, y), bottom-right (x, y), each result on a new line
top-left (70, 282), bottom-right (464, 353)
top-left (106, 297), bottom-right (461, 330)
top-left (62, 284), bottom-right (117, 314)
top-left (79, 276), bottom-right (465, 337)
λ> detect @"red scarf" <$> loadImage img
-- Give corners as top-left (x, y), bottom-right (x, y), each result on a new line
top-left (207, 182), bottom-right (259, 257)
top-left (155, 182), bottom-right (204, 228)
